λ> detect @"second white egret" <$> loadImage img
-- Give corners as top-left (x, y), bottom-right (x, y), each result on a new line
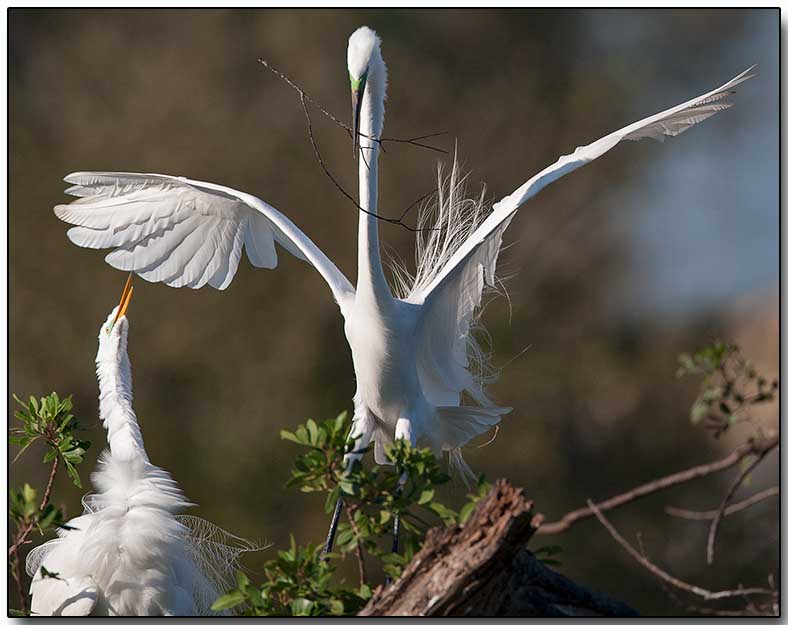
top-left (27, 277), bottom-right (253, 615)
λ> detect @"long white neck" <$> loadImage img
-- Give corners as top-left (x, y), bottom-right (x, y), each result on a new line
top-left (96, 337), bottom-right (148, 463)
top-left (356, 56), bottom-right (393, 306)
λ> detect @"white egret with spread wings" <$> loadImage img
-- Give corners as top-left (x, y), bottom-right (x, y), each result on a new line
top-left (54, 26), bottom-right (753, 553)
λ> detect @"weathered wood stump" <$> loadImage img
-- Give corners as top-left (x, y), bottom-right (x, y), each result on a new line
top-left (360, 480), bottom-right (637, 616)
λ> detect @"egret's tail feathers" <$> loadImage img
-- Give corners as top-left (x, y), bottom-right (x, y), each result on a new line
top-left (435, 405), bottom-right (510, 487)
top-left (448, 448), bottom-right (476, 489)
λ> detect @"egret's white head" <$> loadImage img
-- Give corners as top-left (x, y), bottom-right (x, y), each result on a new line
top-left (347, 26), bottom-right (387, 153)
top-left (97, 274), bottom-right (133, 361)
top-left (347, 26), bottom-right (380, 82)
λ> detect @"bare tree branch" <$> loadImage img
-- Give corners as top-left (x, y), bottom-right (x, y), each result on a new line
top-left (665, 486), bottom-right (778, 521)
top-left (345, 504), bottom-right (368, 587)
top-left (706, 439), bottom-right (777, 564)
top-left (586, 499), bottom-right (776, 603)
top-left (537, 431), bottom-right (779, 535)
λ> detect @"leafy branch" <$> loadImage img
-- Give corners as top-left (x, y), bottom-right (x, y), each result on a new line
top-left (212, 413), bottom-right (491, 615)
top-left (677, 340), bottom-right (778, 437)
top-left (8, 392), bottom-right (91, 615)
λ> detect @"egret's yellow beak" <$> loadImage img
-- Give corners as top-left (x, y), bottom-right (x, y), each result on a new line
top-left (112, 273), bottom-right (134, 327)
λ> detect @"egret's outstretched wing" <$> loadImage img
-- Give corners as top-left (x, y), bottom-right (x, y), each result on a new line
top-left (54, 173), bottom-right (355, 309)
top-left (408, 67), bottom-right (754, 426)
top-left (412, 65), bottom-right (754, 317)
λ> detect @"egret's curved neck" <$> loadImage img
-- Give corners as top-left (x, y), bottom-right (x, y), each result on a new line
top-left (356, 58), bottom-right (393, 306)
top-left (96, 340), bottom-right (148, 463)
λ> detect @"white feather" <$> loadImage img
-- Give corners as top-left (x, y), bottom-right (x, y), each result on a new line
top-left (55, 173), bottom-right (355, 308)
top-left (27, 307), bottom-right (256, 616)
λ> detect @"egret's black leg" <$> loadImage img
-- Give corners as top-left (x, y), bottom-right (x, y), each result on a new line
top-left (383, 510), bottom-right (401, 587)
top-left (325, 406), bottom-right (371, 556)
top-left (322, 497), bottom-right (344, 556)
top-left (391, 511), bottom-right (401, 554)
top-left (384, 478), bottom-right (405, 587)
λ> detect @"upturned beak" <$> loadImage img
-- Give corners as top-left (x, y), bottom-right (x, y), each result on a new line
top-left (112, 273), bottom-right (134, 327)
top-left (351, 85), bottom-right (364, 158)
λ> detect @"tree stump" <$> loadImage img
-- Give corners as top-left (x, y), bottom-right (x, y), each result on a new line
top-left (360, 480), bottom-right (637, 616)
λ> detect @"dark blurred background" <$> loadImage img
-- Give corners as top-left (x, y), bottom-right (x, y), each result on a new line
top-left (9, 9), bottom-right (778, 615)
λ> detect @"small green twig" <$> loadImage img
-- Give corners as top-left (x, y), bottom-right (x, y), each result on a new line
top-left (345, 504), bottom-right (368, 587)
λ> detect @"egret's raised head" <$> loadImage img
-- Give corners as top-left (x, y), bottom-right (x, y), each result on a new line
top-left (97, 274), bottom-right (134, 360)
top-left (347, 26), bottom-right (386, 154)
top-left (347, 26), bottom-right (380, 81)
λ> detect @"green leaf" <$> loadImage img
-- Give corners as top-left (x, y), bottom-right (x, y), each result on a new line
top-left (291, 598), bottom-right (315, 616)
top-left (428, 501), bottom-right (454, 520)
top-left (280, 430), bottom-right (301, 444)
top-left (23, 483), bottom-right (37, 504)
top-left (37, 505), bottom-right (61, 530)
top-left (358, 583), bottom-right (373, 600)
top-left (533, 544), bottom-right (562, 556)
top-left (57, 414), bottom-right (75, 433)
top-left (306, 419), bottom-right (319, 445)
top-left (211, 591), bottom-right (246, 611)
top-left (458, 501), bottom-right (476, 524)
top-left (690, 401), bottom-right (708, 424)
top-left (12, 438), bottom-right (36, 463)
top-left (324, 487), bottom-right (341, 514)
top-left (329, 599), bottom-right (345, 615)
top-left (417, 489), bottom-right (435, 505)
top-left (64, 461), bottom-right (83, 488)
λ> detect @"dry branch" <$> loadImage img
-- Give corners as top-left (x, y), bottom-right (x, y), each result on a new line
top-left (587, 500), bottom-right (776, 604)
top-left (537, 430), bottom-right (779, 535)
top-left (360, 480), bottom-right (637, 616)
top-left (706, 437), bottom-right (777, 564)
top-left (665, 486), bottom-right (778, 520)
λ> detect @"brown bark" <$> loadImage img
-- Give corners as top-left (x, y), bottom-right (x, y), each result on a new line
top-left (360, 480), bottom-right (637, 616)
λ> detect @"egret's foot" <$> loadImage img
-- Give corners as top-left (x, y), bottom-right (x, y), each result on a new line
top-left (322, 497), bottom-right (344, 556)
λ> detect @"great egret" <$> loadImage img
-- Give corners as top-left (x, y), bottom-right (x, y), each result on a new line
top-left (26, 277), bottom-right (252, 616)
top-left (53, 26), bottom-right (753, 552)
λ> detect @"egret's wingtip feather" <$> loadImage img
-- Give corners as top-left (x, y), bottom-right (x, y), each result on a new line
top-left (63, 172), bottom-right (84, 183)
top-left (65, 226), bottom-right (83, 245)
